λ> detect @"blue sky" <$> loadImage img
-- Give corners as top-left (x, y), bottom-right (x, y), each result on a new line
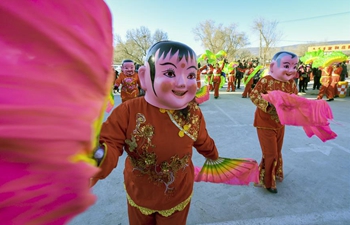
top-left (104, 0), bottom-right (350, 54)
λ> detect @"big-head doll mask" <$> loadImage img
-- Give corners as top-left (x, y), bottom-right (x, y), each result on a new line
top-left (138, 41), bottom-right (198, 110)
top-left (121, 59), bottom-right (135, 76)
top-left (269, 51), bottom-right (299, 82)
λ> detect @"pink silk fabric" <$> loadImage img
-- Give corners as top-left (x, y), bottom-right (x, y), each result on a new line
top-left (0, 1), bottom-right (113, 224)
top-left (261, 90), bottom-right (337, 142)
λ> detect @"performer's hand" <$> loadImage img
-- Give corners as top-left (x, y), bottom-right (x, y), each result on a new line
top-left (138, 88), bottom-right (145, 97)
top-left (90, 177), bottom-right (99, 187)
top-left (267, 102), bottom-right (275, 113)
top-left (92, 146), bottom-right (105, 167)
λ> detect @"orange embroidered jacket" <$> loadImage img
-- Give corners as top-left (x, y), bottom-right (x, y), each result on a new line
top-left (250, 75), bottom-right (298, 129)
top-left (115, 72), bottom-right (141, 102)
top-left (94, 97), bottom-right (218, 212)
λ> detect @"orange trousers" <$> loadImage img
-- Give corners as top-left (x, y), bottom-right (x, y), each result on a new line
top-left (196, 74), bottom-right (201, 89)
top-left (227, 75), bottom-right (235, 91)
top-left (256, 127), bottom-right (285, 189)
top-left (213, 75), bottom-right (221, 98)
top-left (317, 84), bottom-right (333, 100)
top-left (331, 74), bottom-right (340, 97)
top-left (333, 84), bottom-right (339, 97)
top-left (127, 201), bottom-right (191, 225)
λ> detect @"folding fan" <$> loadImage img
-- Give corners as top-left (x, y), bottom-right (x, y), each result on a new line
top-left (194, 157), bottom-right (259, 186)
top-left (195, 85), bottom-right (210, 104)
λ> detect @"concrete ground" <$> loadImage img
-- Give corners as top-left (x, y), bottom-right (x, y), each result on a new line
top-left (69, 79), bottom-right (350, 225)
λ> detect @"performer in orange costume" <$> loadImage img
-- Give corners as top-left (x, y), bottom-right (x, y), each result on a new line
top-left (197, 64), bottom-right (207, 89)
top-left (212, 60), bottom-right (226, 99)
top-left (250, 51), bottom-right (299, 194)
top-left (114, 59), bottom-right (142, 103)
top-left (332, 63), bottom-right (343, 98)
top-left (91, 41), bottom-right (219, 225)
top-left (242, 63), bottom-right (255, 98)
top-left (317, 65), bottom-right (334, 101)
top-left (227, 67), bottom-right (236, 92)
top-left (205, 63), bottom-right (214, 91)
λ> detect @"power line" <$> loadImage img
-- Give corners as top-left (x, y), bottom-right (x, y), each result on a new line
top-left (279, 39), bottom-right (314, 43)
top-left (249, 38), bottom-right (313, 44)
top-left (280, 11), bottom-right (350, 23)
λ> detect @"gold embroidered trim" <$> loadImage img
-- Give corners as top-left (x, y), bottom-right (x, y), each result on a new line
top-left (159, 102), bottom-right (200, 141)
top-left (125, 187), bottom-right (193, 217)
top-left (166, 110), bottom-right (195, 140)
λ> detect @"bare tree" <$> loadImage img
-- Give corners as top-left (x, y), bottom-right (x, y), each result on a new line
top-left (235, 49), bottom-right (254, 61)
top-left (192, 20), bottom-right (249, 61)
top-left (252, 18), bottom-right (282, 64)
top-left (114, 26), bottom-right (168, 64)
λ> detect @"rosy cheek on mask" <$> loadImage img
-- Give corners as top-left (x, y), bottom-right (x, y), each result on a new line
top-left (160, 82), bottom-right (173, 93)
top-left (188, 83), bottom-right (197, 93)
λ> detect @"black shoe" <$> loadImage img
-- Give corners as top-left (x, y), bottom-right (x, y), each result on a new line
top-left (266, 188), bottom-right (278, 194)
top-left (214, 96), bottom-right (218, 99)
top-left (334, 95), bottom-right (339, 98)
top-left (327, 98), bottom-right (334, 102)
top-left (242, 96), bottom-right (247, 98)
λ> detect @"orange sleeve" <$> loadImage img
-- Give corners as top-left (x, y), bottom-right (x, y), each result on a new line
top-left (199, 65), bottom-right (207, 71)
top-left (326, 66), bottom-right (333, 76)
top-left (220, 61), bottom-right (226, 71)
top-left (334, 67), bottom-right (342, 75)
top-left (193, 110), bottom-right (219, 160)
top-left (115, 72), bottom-right (125, 86)
top-left (92, 104), bottom-right (127, 181)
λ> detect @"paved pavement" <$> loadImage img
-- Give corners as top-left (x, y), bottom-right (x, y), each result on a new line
top-left (69, 79), bottom-right (350, 225)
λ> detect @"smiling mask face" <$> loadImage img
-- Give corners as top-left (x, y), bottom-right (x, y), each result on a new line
top-left (121, 61), bottom-right (135, 76)
top-left (270, 52), bottom-right (299, 82)
top-left (138, 41), bottom-right (198, 110)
